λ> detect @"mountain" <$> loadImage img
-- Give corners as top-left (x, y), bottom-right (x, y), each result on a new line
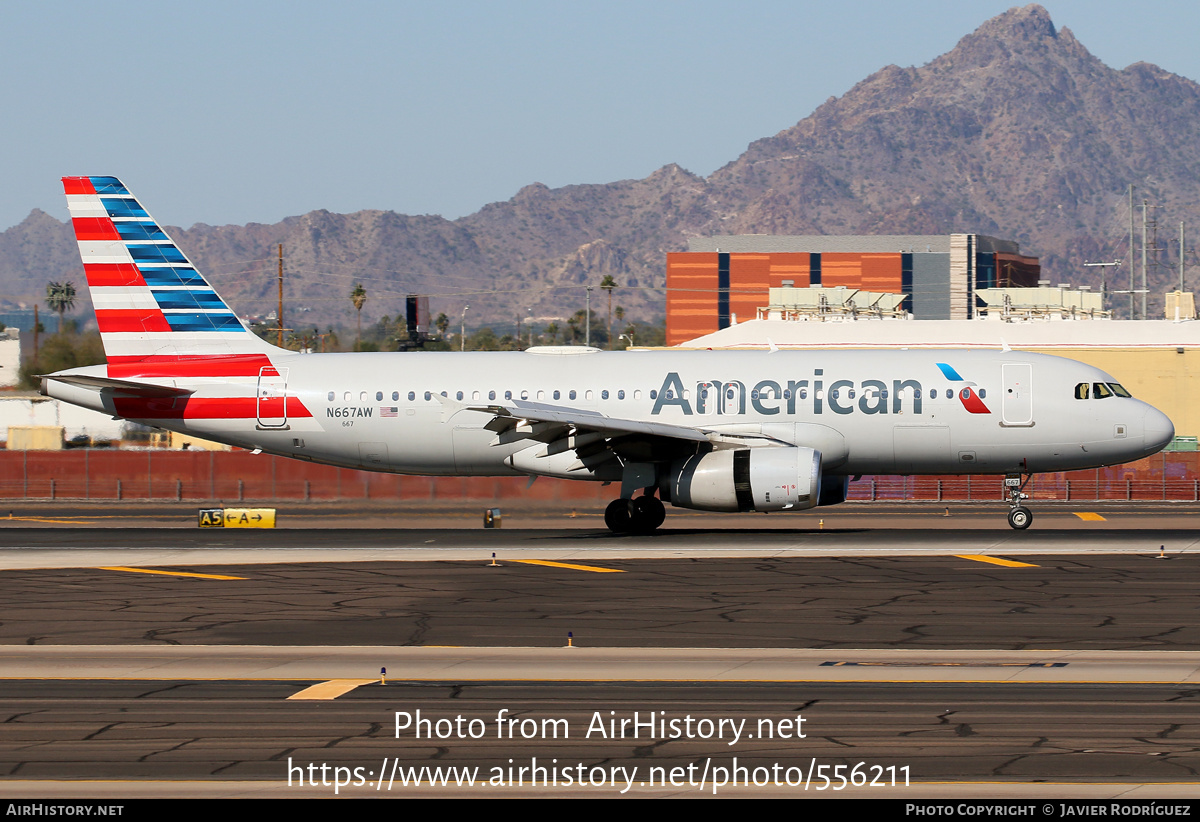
top-left (2, 5), bottom-right (1197, 328)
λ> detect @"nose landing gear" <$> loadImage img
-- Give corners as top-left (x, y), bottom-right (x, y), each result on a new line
top-left (1005, 473), bottom-right (1033, 530)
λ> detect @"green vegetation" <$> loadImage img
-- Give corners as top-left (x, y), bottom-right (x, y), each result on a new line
top-left (20, 331), bottom-right (104, 388)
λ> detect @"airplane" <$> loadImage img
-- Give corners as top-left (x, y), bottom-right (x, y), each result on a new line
top-left (43, 176), bottom-right (1175, 532)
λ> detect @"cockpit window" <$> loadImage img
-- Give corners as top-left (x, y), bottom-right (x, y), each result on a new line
top-left (1075, 383), bottom-right (1089, 400)
top-left (1109, 383), bottom-right (1132, 398)
top-left (1093, 382), bottom-right (1113, 399)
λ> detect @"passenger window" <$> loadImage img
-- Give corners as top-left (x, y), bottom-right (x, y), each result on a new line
top-left (1109, 383), bottom-right (1132, 398)
top-left (586, 390), bottom-right (594, 400)
top-left (376, 391), bottom-right (383, 401)
top-left (634, 390), bottom-right (641, 400)
top-left (650, 390), bottom-right (657, 400)
top-left (520, 389), bottom-right (529, 400)
top-left (327, 391), bottom-right (334, 401)
top-left (1093, 382), bottom-right (1113, 399)
top-left (618, 390), bottom-right (625, 400)
top-left (360, 392), bottom-right (367, 402)
top-left (505, 391), bottom-right (512, 400)
top-left (979, 389), bottom-right (986, 399)
top-left (569, 390), bottom-right (577, 400)
top-left (601, 390), bottom-right (609, 400)
top-left (553, 390), bottom-right (561, 400)
top-left (489, 390), bottom-right (496, 400)
top-left (1075, 383), bottom-right (1089, 400)
top-left (424, 391), bottom-right (431, 401)
top-left (392, 391), bottom-right (399, 401)
top-left (408, 391), bottom-right (415, 401)
top-left (456, 391), bottom-right (464, 400)
top-left (344, 391), bottom-right (352, 402)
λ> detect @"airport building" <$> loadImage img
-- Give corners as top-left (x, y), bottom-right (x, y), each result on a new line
top-left (665, 234), bottom-right (1041, 345)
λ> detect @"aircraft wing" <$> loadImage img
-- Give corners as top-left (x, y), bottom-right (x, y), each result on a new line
top-left (469, 399), bottom-right (712, 443)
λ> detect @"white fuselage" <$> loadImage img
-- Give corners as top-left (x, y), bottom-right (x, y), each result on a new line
top-left (46, 347), bottom-right (1174, 479)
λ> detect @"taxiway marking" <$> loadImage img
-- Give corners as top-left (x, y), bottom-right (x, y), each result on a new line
top-left (955, 555), bottom-right (1039, 568)
top-left (99, 566), bottom-right (247, 580)
top-left (511, 559), bottom-right (625, 573)
top-left (1074, 512), bottom-right (1107, 521)
top-left (287, 679), bottom-right (377, 700)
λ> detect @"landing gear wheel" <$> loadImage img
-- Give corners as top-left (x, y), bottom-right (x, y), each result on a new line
top-left (1007, 506), bottom-right (1033, 530)
top-left (604, 499), bottom-right (635, 534)
top-left (632, 496), bottom-right (666, 533)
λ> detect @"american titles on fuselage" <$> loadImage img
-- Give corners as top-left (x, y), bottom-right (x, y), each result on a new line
top-left (650, 370), bottom-right (988, 417)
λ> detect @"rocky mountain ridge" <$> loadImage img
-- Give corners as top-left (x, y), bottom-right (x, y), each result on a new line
top-left (3, 5), bottom-right (1197, 328)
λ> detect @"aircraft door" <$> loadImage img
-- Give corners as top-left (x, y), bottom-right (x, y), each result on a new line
top-left (256, 366), bottom-right (288, 429)
top-left (1001, 363), bottom-right (1033, 426)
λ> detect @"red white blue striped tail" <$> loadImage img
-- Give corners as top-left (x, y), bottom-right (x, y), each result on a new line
top-left (63, 176), bottom-right (281, 374)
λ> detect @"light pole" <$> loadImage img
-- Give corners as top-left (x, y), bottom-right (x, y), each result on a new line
top-left (461, 305), bottom-right (469, 351)
top-left (527, 307), bottom-right (534, 348)
top-left (618, 332), bottom-right (634, 349)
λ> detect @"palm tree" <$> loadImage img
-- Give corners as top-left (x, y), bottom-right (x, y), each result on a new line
top-left (46, 282), bottom-right (77, 334)
top-left (350, 283), bottom-right (367, 348)
top-left (600, 275), bottom-right (617, 349)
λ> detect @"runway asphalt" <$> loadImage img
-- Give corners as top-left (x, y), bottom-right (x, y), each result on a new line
top-left (1, 506), bottom-right (1198, 798)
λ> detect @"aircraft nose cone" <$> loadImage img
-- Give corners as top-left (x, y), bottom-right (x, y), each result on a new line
top-left (1143, 406), bottom-right (1174, 454)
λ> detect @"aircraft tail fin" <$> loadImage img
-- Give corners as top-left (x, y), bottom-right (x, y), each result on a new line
top-left (62, 176), bottom-right (282, 374)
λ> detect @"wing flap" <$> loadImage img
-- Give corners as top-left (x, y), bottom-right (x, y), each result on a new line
top-left (469, 399), bottom-right (712, 443)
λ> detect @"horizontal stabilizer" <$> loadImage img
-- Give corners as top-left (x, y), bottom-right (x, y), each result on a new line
top-left (42, 374), bottom-right (194, 398)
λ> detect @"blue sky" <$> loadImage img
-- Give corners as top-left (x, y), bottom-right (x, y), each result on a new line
top-left (3, 1), bottom-right (1199, 231)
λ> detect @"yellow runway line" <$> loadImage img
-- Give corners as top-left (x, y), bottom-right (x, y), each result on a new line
top-left (955, 555), bottom-right (1039, 568)
top-left (511, 559), bottom-right (625, 573)
top-left (99, 566), bottom-right (247, 580)
top-left (287, 679), bottom-right (378, 700)
top-left (1073, 512), bottom-right (1107, 521)
top-left (3, 516), bottom-right (104, 525)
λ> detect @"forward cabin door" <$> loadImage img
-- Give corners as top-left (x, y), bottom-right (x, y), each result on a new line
top-left (256, 365), bottom-right (289, 429)
top-left (1001, 363), bottom-right (1033, 426)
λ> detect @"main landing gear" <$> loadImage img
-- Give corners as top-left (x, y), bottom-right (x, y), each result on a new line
top-left (604, 493), bottom-right (666, 535)
top-left (1005, 473), bottom-right (1033, 530)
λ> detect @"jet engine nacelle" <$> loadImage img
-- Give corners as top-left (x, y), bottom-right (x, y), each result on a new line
top-left (667, 447), bottom-right (822, 513)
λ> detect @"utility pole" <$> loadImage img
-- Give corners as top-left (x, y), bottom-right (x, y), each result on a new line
top-left (1128, 184), bottom-right (1135, 319)
top-left (585, 286), bottom-right (593, 347)
top-left (1181, 222), bottom-right (1186, 293)
top-left (461, 305), bottom-right (469, 352)
top-left (277, 244), bottom-right (284, 346)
